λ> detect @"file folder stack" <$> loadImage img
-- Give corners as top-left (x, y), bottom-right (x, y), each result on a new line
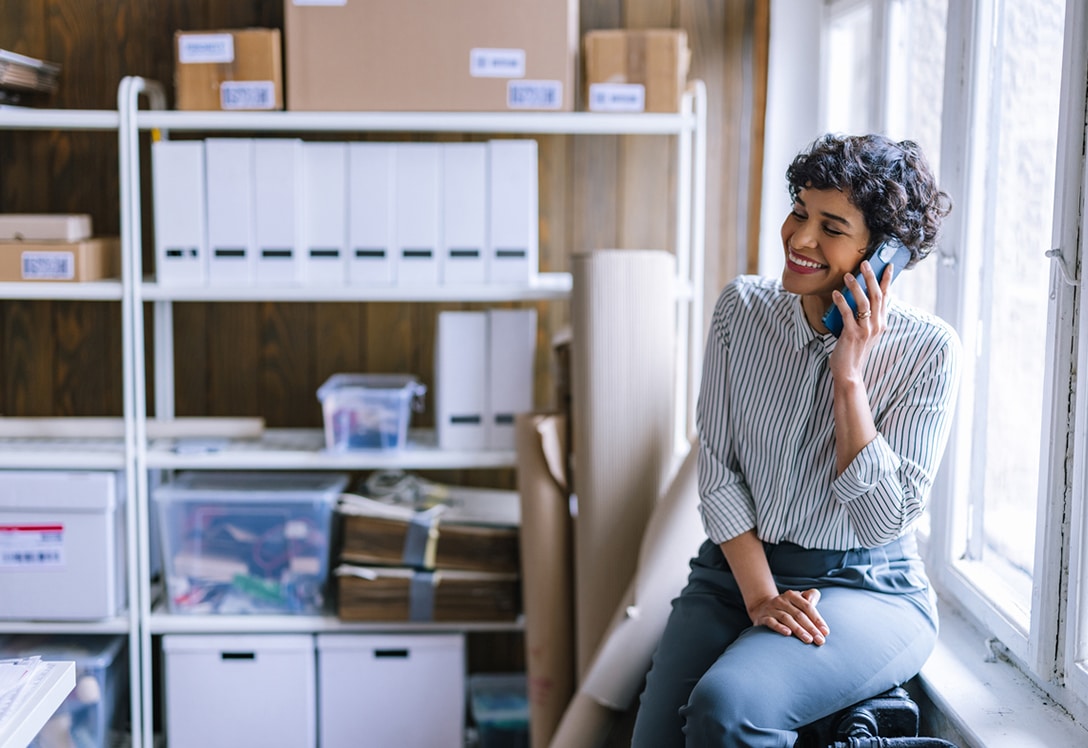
top-left (436, 308), bottom-right (537, 451)
top-left (333, 483), bottom-right (522, 623)
top-left (151, 138), bottom-right (540, 288)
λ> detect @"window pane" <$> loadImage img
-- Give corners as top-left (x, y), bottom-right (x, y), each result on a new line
top-left (825, 1), bottom-right (874, 134)
top-left (891, 0), bottom-right (947, 316)
top-left (969, 0), bottom-right (1065, 613)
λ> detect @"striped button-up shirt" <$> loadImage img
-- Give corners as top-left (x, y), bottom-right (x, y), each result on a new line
top-left (697, 274), bottom-right (961, 551)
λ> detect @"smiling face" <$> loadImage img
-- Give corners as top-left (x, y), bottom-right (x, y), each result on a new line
top-left (780, 187), bottom-right (872, 317)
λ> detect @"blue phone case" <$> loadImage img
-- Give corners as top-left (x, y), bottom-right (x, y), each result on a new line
top-left (822, 238), bottom-right (912, 337)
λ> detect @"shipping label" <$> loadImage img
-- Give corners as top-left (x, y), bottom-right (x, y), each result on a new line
top-left (178, 33), bottom-right (234, 64)
top-left (588, 83), bottom-right (647, 113)
top-left (470, 48), bottom-right (526, 78)
top-left (220, 81), bottom-right (277, 110)
top-left (507, 80), bottom-right (563, 110)
top-left (0, 524), bottom-right (65, 569)
top-left (21, 251), bottom-right (75, 280)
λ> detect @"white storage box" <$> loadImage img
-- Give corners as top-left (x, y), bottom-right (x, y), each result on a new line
top-left (316, 633), bottom-right (465, 748)
top-left (317, 373), bottom-right (426, 451)
top-left (163, 634), bottom-right (315, 748)
top-left (0, 634), bottom-right (127, 748)
top-left (153, 472), bottom-right (347, 615)
top-left (0, 470), bottom-right (125, 620)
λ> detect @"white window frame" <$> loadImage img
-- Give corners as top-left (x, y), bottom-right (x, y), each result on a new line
top-left (925, 0), bottom-right (1088, 713)
top-left (1060, 0), bottom-right (1088, 708)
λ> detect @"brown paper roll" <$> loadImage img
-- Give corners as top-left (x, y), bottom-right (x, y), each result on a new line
top-left (570, 249), bottom-right (677, 678)
top-left (515, 412), bottom-right (576, 748)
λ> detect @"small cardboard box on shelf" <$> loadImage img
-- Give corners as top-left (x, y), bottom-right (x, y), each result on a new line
top-left (0, 237), bottom-right (119, 282)
top-left (584, 29), bottom-right (691, 113)
top-left (174, 28), bottom-right (283, 111)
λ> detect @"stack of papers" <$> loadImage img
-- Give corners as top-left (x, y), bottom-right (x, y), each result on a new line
top-left (0, 657), bottom-right (44, 721)
top-left (0, 50), bottom-right (60, 94)
top-left (0, 656), bottom-right (75, 747)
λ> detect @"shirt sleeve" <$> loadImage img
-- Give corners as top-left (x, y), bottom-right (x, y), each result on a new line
top-left (831, 328), bottom-right (962, 547)
top-left (696, 285), bottom-right (758, 544)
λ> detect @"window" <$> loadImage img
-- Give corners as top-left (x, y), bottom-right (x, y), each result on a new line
top-left (815, 0), bottom-right (1088, 714)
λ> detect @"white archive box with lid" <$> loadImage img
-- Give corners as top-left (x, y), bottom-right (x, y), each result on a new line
top-left (0, 470), bottom-right (126, 620)
top-left (162, 634), bottom-right (316, 748)
top-left (316, 632), bottom-right (466, 748)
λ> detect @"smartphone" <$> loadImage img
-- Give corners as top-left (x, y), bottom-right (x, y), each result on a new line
top-left (822, 237), bottom-right (912, 337)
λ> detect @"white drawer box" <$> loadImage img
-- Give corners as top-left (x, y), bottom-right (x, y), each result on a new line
top-left (0, 470), bottom-right (125, 620)
top-left (163, 634), bottom-right (316, 748)
top-left (316, 633), bottom-right (465, 748)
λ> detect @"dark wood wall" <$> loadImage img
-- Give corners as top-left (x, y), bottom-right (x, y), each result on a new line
top-left (0, 0), bottom-right (765, 444)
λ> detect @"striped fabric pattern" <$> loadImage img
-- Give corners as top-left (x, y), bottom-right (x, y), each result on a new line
top-left (696, 274), bottom-right (961, 551)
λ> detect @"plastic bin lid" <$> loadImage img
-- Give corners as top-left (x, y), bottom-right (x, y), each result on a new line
top-left (317, 373), bottom-right (425, 399)
top-left (153, 471), bottom-right (349, 502)
top-left (0, 634), bottom-right (125, 669)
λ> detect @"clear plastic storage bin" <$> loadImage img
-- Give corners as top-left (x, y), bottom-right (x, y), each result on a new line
top-left (0, 634), bottom-right (127, 748)
top-left (317, 373), bottom-right (426, 451)
top-left (153, 472), bottom-right (348, 615)
top-left (469, 673), bottom-right (529, 748)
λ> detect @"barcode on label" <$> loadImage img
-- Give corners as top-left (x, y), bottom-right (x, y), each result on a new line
top-left (588, 83), bottom-right (647, 113)
top-left (220, 81), bottom-right (276, 110)
top-left (507, 80), bottom-right (563, 110)
top-left (2, 550), bottom-right (62, 565)
top-left (470, 48), bottom-right (526, 78)
top-left (22, 251), bottom-right (75, 280)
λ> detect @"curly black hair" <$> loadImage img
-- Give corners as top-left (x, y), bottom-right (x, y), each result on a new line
top-left (785, 133), bottom-right (952, 267)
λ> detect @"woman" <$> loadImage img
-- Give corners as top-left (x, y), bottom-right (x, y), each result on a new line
top-left (631, 133), bottom-right (960, 747)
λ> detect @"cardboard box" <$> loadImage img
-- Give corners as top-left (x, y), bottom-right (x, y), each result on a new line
top-left (0, 237), bottom-right (119, 282)
top-left (0, 213), bottom-right (92, 242)
top-left (284, 0), bottom-right (578, 112)
top-left (584, 29), bottom-right (691, 113)
top-left (175, 28), bottom-right (283, 111)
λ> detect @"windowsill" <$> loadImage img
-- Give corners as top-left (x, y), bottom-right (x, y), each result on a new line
top-left (916, 601), bottom-right (1088, 747)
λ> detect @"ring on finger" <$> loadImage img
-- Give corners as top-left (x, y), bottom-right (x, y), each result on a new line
top-left (855, 309), bottom-right (872, 320)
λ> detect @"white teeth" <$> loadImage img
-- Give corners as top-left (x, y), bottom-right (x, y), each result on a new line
top-left (789, 250), bottom-right (826, 269)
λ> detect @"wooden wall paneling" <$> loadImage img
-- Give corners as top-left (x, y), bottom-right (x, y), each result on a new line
top-left (681, 0), bottom-right (732, 321)
top-left (258, 301), bottom-right (316, 427)
top-left (206, 302), bottom-right (260, 417)
top-left (314, 302), bottom-right (366, 387)
top-left (1, 302), bottom-right (55, 414)
top-left (53, 299), bottom-right (123, 415)
top-left (536, 134), bottom-right (570, 415)
top-left (618, 0), bottom-right (678, 256)
top-left (571, 0), bottom-right (623, 257)
top-left (747, 0), bottom-right (770, 273)
top-left (170, 302), bottom-right (205, 417)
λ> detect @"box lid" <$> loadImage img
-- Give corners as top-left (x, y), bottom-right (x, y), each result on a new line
top-left (162, 633), bottom-right (313, 654)
top-left (153, 471), bottom-right (348, 503)
top-left (315, 632), bottom-right (464, 653)
top-left (0, 470), bottom-right (119, 511)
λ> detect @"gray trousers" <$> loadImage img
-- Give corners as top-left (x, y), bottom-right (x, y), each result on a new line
top-left (631, 535), bottom-right (937, 748)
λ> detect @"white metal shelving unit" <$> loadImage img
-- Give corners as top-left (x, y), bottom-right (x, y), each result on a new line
top-left (0, 106), bottom-right (144, 748)
top-left (118, 74), bottom-right (707, 747)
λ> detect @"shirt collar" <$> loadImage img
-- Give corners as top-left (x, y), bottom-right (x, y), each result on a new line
top-left (788, 294), bottom-right (837, 355)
